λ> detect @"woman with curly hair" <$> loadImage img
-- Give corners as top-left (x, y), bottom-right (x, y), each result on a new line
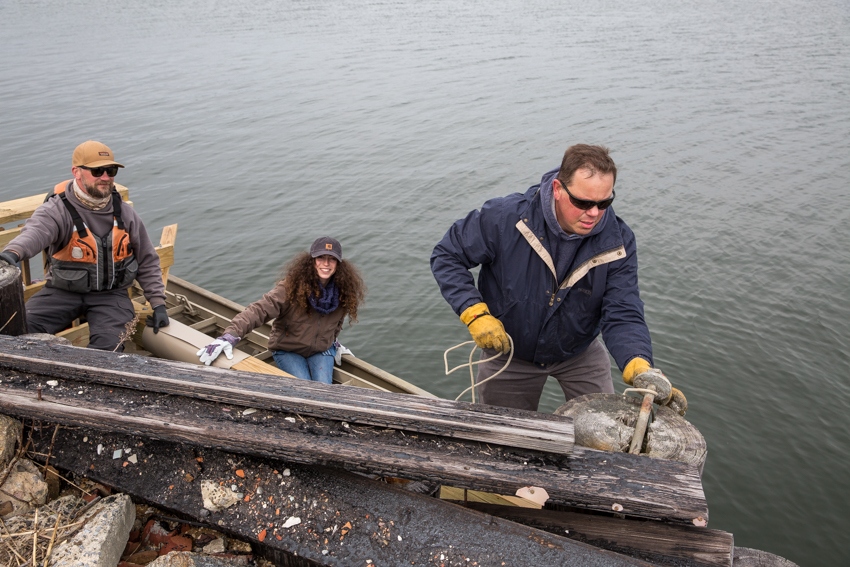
top-left (197, 237), bottom-right (366, 383)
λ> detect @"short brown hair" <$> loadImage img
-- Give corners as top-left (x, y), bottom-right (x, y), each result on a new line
top-left (557, 144), bottom-right (617, 187)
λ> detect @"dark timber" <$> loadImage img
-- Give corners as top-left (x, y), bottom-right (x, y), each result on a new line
top-left (446, 502), bottom-right (733, 567)
top-left (0, 335), bottom-right (573, 455)
top-left (0, 336), bottom-right (708, 524)
top-left (0, 263), bottom-right (27, 336)
top-left (25, 425), bottom-right (658, 567)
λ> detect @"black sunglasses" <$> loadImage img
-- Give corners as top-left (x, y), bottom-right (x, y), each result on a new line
top-left (79, 165), bottom-right (119, 178)
top-left (559, 180), bottom-right (615, 210)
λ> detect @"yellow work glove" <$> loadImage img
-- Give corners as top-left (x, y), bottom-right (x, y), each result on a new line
top-left (622, 357), bottom-right (651, 385)
top-left (623, 357), bottom-right (688, 416)
top-left (460, 303), bottom-right (510, 354)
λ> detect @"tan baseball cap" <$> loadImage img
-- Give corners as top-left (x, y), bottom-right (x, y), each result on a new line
top-left (72, 141), bottom-right (125, 168)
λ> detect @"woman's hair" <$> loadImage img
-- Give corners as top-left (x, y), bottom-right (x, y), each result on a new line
top-left (279, 251), bottom-right (366, 323)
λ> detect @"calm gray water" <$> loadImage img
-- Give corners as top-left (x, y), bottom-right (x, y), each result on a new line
top-left (2, 0), bottom-right (848, 564)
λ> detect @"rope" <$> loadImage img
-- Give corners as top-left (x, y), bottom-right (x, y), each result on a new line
top-left (622, 387), bottom-right (657, 398)
top-left (444, 335), bottom-right (514, 402)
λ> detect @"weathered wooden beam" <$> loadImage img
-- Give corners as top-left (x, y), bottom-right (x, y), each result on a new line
top-left (0, 362), bottom-right (708, 524)
top-left (443, 501), bottom-right (732, 567)
top-left (0, 336), bottom-right (575, 456)
top-left (25, 424), bottom-right (654, 567)
top-left (0, 264), bottom-right (28, 336)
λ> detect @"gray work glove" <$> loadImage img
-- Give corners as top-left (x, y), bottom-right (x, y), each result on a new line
top-left (0, 250), bottom-right (20, 266)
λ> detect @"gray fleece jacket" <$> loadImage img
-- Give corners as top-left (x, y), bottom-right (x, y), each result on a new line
top-left (4, 182), bottom-right (166, 307)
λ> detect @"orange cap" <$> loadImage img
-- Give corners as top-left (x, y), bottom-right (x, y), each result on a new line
top-left (72, 141), bottom-right (124, 168)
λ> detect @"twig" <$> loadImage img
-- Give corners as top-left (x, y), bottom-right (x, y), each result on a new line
top-left (42, 512), bottom-right (60, 567)
top-left (0, 518), bottom-right (25, 564)
top-left (31, 509), bottom-right (36, 567)
top-left (0, 312), bottom-right (17, 334)
top-left (113, 313), bottom-right (140, 352)
top-left (42, 426), bottom-right (60, 472)
top-left (0, 520), bottom-right (85, 539)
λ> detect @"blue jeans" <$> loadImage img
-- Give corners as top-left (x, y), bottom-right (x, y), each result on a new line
top-left (272, 346), bottom-right (336, 384)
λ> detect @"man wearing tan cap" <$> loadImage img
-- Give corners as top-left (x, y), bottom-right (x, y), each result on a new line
top-left (0, 141), bottom-right (169, 351)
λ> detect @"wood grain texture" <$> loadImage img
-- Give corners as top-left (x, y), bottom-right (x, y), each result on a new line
top-left (0, 264), bottom-right (28, 335)
top-left (450, 502), bottom-right (732, 567)
top-left (0, 336), bottom-right (576, 456)
top-left (0, 372), bottom-right (706, 524)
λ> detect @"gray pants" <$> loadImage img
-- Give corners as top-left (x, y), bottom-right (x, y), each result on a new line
top-left (26, 287), bottom-right (135, 352)
top-left (476, 339), bottom-right (614, 411)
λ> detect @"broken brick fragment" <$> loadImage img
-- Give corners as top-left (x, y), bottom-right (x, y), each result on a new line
top-left (123, 550), bottom-right (158, 564)
top-left (259, 528), bottom-right (267, 541)
top-left (236, 469), bottom-right (245, 478)
top-left (143, 519), bottom-right (177, 545)
top-left (158, 535), bottom-right (192, 555)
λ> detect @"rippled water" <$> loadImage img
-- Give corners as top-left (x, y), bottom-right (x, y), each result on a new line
top-left (2, 1), bottom-right (848, 564)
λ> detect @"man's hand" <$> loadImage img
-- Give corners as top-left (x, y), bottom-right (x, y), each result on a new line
top-left (197, 333), bottom-right (240, 366)
top-left (624, 357), bottom-right (687, 416)
top-left (0, 250), bottom-right (20, 266)
top-left (460, 302), bottom-right (510, 353)
top-left (145, 304), bottom-right (169, 334)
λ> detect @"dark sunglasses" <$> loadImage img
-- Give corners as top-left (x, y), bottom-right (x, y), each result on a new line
top-left (79, 165), bottom-right (119, 178)
top-left (559, 180), bottom-right (615, 210)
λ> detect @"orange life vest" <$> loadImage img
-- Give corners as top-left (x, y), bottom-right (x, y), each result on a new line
top-left (46, 181), bottom-right (138, 293)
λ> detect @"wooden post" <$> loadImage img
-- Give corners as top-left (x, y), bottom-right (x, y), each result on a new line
top-left (0, 262), bottom-right (27, 336)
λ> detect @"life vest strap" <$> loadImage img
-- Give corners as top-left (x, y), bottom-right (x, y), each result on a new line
top-left (111, 190), bottom-right (125, 230)
top-left (57, 193), bottom-right (88, 238)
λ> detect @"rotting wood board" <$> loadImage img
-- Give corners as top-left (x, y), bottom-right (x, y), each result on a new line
top-left (25, 424), bottom-right (660, 567)
top-left (0, 335), bottom-right (574, 456)
top-left (0, 362), bottom-right (708, 524)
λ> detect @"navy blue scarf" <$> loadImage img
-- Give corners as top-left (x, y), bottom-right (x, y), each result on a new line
top-left (310, 279), bottom-right (339, 314)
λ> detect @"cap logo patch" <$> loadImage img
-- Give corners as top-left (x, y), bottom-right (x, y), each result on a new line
top-left (325, 243), bottom-right (333, 250)
top-left (99, 152), bottom-right (110, 156)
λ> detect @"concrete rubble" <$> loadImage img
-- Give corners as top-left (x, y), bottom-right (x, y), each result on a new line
top-left (0, 415), bottom-right (268, 567)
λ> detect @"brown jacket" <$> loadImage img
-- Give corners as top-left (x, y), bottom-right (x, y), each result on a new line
top-left (224, 281), bottom-right (345, 358)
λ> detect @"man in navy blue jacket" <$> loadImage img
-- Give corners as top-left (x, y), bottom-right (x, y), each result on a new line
top-left (431, 144), bottom-right (686, 414)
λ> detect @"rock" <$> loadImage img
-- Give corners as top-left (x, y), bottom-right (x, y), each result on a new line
top-left (0, 415), bottom-right (21, 468)
top-left (149, 552), bottom-right (248, 566)
top-left (50, 493), bottom-right (136, 567)
top-left (0, 457), bottom-right (48, 518)
top-left (203, 538), bottom-right (227, 553)
top-left (201, 480), bottom-right (240, 512)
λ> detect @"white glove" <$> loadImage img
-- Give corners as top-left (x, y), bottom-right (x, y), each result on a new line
top-left (196, 333), bottom-right (239, 366)
top-left (333, 340), bottom-right (354, 366)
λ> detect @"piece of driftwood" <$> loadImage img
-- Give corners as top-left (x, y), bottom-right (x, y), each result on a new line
top-left (0, 359), bottom-right (708, 524)
top-left (0, 335), bottom-right (573, 456)
top-left (25, 424), bottom-right (658, 567)
top-left (443, 501), bottom-right (733, 567)
top-left (0, 263), bottom-right (27, 336)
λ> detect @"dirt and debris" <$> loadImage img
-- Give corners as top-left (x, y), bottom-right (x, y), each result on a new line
top-left (12, 421), bottom-right (643, 566)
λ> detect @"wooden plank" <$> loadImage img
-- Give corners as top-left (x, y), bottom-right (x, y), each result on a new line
top-left (231, 356), bottom-right (291, 377)
top-left (0, 185), bottom-right (130, 225)
top-left (54, 323), bottom-right (90, 347)
top-left (446, 502), bottom-right (733, 567)
top-left (440, 486), bottom-right (543, 508)
top-left (157, 224), bottom-right (177, 287)
top-left (0, 373), bottom-right (706, 524)
top-left (27, 426), bottom-right (653, 567)
top-left (0, 337), bottom-right (577, 457)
